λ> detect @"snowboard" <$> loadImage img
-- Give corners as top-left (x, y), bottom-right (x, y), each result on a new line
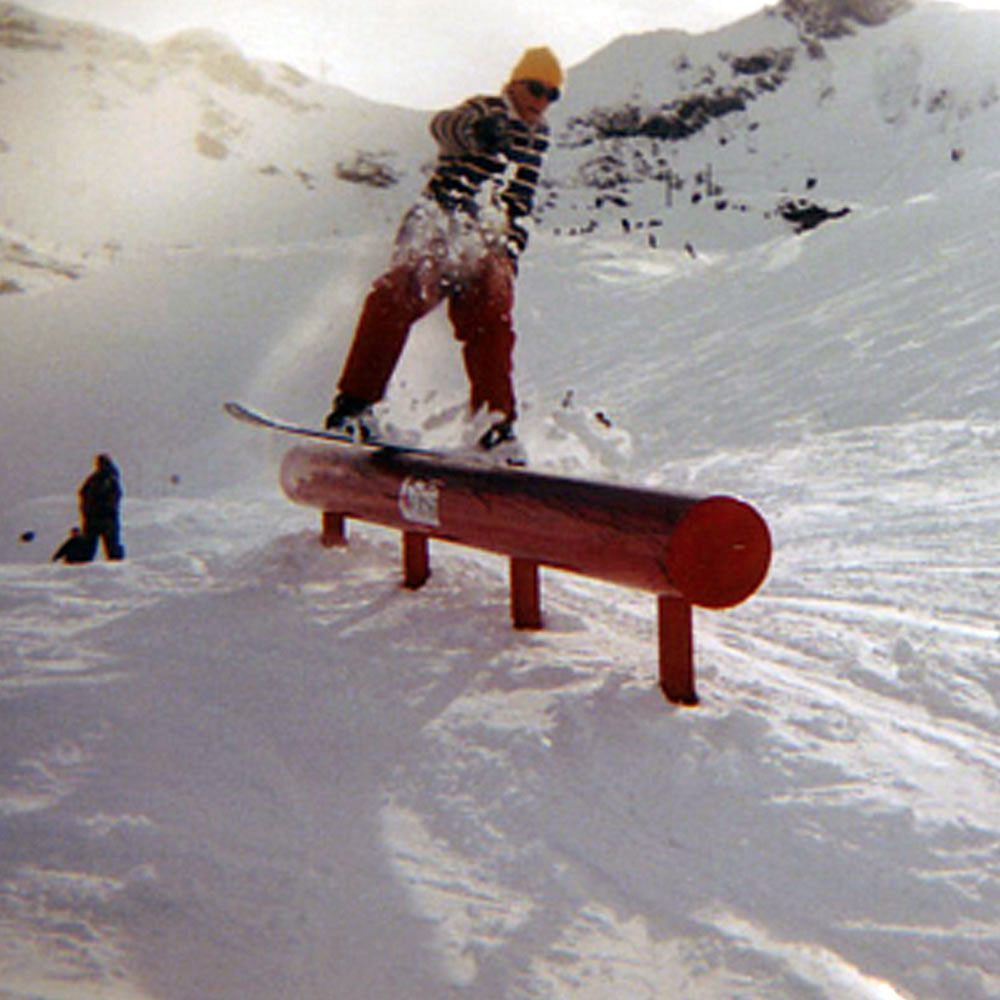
top-left (223, 401), bottom-right (446, 457)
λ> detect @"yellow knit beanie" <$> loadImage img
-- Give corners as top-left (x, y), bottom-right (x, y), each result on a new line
top-left (509, 46), bottom-right (564, 89)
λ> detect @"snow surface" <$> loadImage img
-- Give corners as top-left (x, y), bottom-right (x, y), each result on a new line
top-left (2, 3), bottom-right (1000, 998)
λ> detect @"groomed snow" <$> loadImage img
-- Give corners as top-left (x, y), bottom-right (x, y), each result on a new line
top-left (1, 4), bottom-right (999, 998)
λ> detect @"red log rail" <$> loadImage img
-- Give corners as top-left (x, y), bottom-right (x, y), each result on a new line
top-left (280, 442), bottom-right (771, 705)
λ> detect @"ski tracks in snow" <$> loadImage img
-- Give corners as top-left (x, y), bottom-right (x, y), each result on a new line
top-left (2, 416), bottom-right (1000, 1000)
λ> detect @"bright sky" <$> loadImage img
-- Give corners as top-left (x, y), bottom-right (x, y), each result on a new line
top-left (24, 0), bottom-right (999, 108)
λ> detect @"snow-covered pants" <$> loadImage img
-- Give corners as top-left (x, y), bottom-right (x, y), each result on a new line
top-left (337, 203), bottom-right (518, 420)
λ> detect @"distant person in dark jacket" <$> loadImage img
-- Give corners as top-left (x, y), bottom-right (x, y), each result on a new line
top-left (52, 526), bottom-right (95, 564)
top-left (79, 453), bottom-right (125, 560)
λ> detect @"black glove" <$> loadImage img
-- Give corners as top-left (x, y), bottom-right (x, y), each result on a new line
top-left (471, 113), bottom-right (510, 155)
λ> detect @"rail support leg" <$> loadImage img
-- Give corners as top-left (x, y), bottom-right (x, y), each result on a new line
top-left (510, 558), bottom-right (542, 629)
top-left (658, 595), bottom-right (698, 706)
top-left (321, 512), bottom-right (346, 547)
top-left (403, 531), bottom-right (430, 589)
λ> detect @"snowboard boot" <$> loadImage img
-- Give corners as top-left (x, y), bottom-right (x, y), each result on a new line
top-left (478, 418), bottom-right (527, 467)
top-left (324, 393), bottom-right (380, 443)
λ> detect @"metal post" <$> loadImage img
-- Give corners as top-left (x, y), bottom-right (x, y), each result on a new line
top-left (510, 558), bottom-right (542, 629)
top-left (658, 595), bottom-right (698, 705)
top-left (403, 531), bottom-right (430, 589)
top-left (321, 511), bottom-right (346, 547)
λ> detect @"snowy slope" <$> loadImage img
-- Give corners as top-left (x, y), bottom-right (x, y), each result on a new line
top-left (0, 6), bottom-right (425, 263)
top-left (2, 3), bottom-right (1000, 999)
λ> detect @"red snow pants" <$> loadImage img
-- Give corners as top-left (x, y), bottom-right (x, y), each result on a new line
top-left (337, 250), bottom-right (517, 420)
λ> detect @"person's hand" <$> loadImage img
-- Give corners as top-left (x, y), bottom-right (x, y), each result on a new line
top-left (472, 113), bottom-right (510, 155)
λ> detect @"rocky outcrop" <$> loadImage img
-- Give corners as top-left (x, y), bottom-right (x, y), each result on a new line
top-left (778, 0), bottom-right (913, 38)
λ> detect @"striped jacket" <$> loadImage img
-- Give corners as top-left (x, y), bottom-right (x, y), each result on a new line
top-left (426, 94), bottom-right (550, 258)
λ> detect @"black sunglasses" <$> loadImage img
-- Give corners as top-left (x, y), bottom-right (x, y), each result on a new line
top-left (523, 79), bottom-right (560, 103)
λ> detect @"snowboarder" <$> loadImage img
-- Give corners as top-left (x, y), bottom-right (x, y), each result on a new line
top-left (78, 453), bottom-right (125, 560)
top-left (324, 46), bottom-right (564, 463)
top-left (51, 526), bottom-right (95, 564)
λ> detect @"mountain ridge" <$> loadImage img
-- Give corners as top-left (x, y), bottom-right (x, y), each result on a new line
top-left (4, 0), bottom-right (1000, 292)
